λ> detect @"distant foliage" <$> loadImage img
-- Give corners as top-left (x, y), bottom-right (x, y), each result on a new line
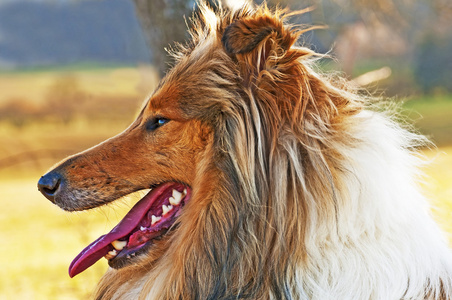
top-left (46, 75), bottom-right (85, 124)
top-left (132, 0), bottom-right (210, 76)
top-left (0, 0), bottom-right (150, 68)
top-left (0, 73), bottom-right (142, 128)
top-left (414, 33), bottom-right (452, 94)
top-left (0, 98), bottom-right (39, 127)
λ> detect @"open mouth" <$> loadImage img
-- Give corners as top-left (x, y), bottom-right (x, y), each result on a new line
top-left (69, 182), bottom-right (191, 277)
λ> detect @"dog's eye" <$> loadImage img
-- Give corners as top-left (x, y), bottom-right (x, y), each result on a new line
top-left (146, 117), bottom-right (169, 131)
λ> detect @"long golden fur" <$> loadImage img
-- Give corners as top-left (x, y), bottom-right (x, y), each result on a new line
top-left (39, 3), bottom-right (452, 299)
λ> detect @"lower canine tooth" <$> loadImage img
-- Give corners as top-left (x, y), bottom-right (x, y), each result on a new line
top-left (111, 240), bottom-right (127, 250)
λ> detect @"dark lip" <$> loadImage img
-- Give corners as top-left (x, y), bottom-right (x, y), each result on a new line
top-left (107, 228), bottom-right (171, 269)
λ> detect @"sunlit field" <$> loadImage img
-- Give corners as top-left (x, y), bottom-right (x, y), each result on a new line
top-left (0, 67), bottom-right (451, 299)
top-left (0, 66), bottom-right (158, 299)
top-left (423, 147), bottom-right (452, 237)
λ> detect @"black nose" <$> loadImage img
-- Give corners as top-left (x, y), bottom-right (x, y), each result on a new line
top-left (38, 171), bottom-right (62, 203)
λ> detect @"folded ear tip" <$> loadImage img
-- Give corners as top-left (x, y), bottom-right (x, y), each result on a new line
top-left (222, 20), bottom-right (276, 55)
top-left (221, 23), bottom-right (241, 54)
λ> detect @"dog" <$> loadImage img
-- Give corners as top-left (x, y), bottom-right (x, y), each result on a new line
top-left (38, 3), bottom-right (452, 299)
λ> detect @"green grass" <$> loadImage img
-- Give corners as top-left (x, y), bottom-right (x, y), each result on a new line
top-left (401, 94), bottom-right (452, 146)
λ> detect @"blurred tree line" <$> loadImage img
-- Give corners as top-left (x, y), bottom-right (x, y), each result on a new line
top-left (132, 0), bottom-right (452, 95)
top-left (1, 0), bottom-right (449, 130)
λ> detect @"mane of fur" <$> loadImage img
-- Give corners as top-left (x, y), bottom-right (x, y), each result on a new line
top-left (95, 3), bottom-right (452, 299)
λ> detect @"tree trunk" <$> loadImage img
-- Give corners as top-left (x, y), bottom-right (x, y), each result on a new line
top-left (131, 0), bottom-right (193, 77)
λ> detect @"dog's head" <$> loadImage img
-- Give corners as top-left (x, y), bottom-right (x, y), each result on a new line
top-left (38, 3), bottom-right (357, 298)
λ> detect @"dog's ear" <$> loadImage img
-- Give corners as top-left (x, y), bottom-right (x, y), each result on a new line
top-left (221, 11), bottom-right (304, 80)
top-left (222, 14), bottom-right (293, 55)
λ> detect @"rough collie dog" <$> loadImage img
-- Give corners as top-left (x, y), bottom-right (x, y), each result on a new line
top-left (38, 3), bottom-right (452, 299)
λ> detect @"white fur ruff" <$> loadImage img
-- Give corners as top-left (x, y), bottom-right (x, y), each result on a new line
top-left (294, 111), bottom-right (452, 300)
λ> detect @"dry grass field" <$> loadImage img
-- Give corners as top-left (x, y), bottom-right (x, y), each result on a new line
top-left (0, 67), bottom-right (451, 299)
top-left (0, 66), bottom-right (157, 299)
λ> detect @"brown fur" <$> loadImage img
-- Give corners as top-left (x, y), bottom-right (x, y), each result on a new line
top-left (96, 5), bottom-right (359, 298)
top-left (39, 3), bottom-right (452, 300)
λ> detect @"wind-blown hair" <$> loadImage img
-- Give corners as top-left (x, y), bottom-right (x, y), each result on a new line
top-left (95, 3), bottom-right (452, 299)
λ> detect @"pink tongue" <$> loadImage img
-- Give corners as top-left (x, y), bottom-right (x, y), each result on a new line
top-left (68, 183), bottom-right (174, 278)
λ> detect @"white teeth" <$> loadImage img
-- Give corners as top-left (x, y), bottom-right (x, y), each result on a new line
top-left (104, 249), bottom-right (117, 260)
top-left (169, 196), bottom-right (182, 206)
top-left (183, 188), bottom-right (187, 196)
top-left (171, 189), bottom-right (183, 205)
top-left (111, 240), bottom-right (127, 251)
top-left (162, 204), bottom-right (173, 215)
top-left (151, 215), bottom-right (162, 225)
top-left (140, 226), bottom-right (147, 231)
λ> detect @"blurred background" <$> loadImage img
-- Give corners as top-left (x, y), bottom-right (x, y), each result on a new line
top-left (0, 0), bottom-right (451, 298)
